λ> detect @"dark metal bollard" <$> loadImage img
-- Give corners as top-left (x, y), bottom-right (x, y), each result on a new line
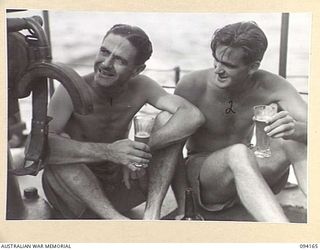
top-left (22, 187), bottom-right (52, 220)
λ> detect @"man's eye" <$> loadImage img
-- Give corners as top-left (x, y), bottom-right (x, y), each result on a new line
top-left (115, 58), bottom-right (127, 65)
top-left (100, 48), bottom-right (110, 55)
top-left (222, 63), bottom-right (236, 69)
top-left (224, 64), bottom-right (233, 69)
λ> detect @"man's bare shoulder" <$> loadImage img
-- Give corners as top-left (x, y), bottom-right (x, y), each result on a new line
top-left (127, 74), bottom-right (166, 102)
top-left (255, 70), bottom-right (289, 85)
top-left (175, 69), bottom-right (210, 96)
top-left (129, 74), bottom-right (160, 88)
top-left (254, 69), bottom-right (296, 92)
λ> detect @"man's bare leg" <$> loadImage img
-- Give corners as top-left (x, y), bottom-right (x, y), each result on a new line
top-left (199, 144), bottom-right (289, 222)
top-left (45, 164), bottom-right (129, 219)
top-left (171, 153), bottom-right (188, 217)
top-left (283, 140), bottom-right (307, 196)
top-left (143, 111), bottom-right (181, 219)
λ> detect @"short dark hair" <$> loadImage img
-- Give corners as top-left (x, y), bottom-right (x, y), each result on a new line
top-left (104, 24), bottom-right (153, 65)
top-left (210, 21), bottom-right (268, 64)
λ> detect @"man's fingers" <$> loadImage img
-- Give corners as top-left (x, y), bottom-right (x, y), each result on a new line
top-left (123, 169), bottom-right (131, 189)
top-left (128, 163), bottom-right (140, 171)
top-left (130, 156), bottom-right (150, 165)
top-left (131, 149), bottom-right (152, 159)
top-left (132, 141), bottom-right (151, 152)
top-left (267, 111), bottom-right (289, 124)
top-left (265, 117), bottom-right (293, 132)
top-left (267, 123), bottom-right (294, 137)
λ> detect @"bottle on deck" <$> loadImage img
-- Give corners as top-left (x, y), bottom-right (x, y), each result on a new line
top-left (181, 188), bottom-right (204, 221)
top-left (22, 187), bottom-right (52, 220)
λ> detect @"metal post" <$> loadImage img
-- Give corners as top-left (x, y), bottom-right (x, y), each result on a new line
top-left (174, 66), bottom-right (180, 85)
top-left (6, 149), bottom-right (25, 219)
top-left (279, 13), bottom-right (289, 78)
top-left (42, 10), bottom-right (55, 97)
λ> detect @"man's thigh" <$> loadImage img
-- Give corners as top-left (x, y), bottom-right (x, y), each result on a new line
top-left (80, 178), bottom-right (147, 219)
top-left (83, 162), bottom-right (147, 214)
top-left (186, 148), bottom-right (237, 207)
top-left (43, 163), bottom-right (146, 218)
top-left (187, 141), bottom-right (291, 206)
top-left (104, 175), bottom-right (147, 213)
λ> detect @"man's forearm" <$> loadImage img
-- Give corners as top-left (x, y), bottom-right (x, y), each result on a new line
top-left (287, 121), bottom-right (307, 144)
top-left (46, 133), bottom-right (111, 165)
top-left (149, 107), bottom-right (204, 151)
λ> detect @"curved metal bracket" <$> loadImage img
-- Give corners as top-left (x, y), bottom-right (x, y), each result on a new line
top-left (8, 16), bottom-right (93, 176)
top-left (11, 61), bottom-right (93, 176)
top-left (17, 61), bottom-right (93, 115)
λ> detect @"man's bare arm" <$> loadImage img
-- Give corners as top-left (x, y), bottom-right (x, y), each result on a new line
top-left (46, 133), bottom-right (151, 170)
top-left (266, 111), bottom-right (307, 144)
top-left (143, 79), bottom-right (205, 151)
top-left (265, 75), bottom-right (307, 144)
top-left (46, 84), bottom-right (151, 170)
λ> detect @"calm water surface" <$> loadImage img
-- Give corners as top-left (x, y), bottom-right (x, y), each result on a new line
top-left (7, 10), bottom-right (311, 130)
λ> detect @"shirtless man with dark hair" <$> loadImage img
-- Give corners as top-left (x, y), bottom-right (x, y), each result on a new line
top-left (42, 24), bottom-right (204, 220)
top-left (174, 21), bottom-right (307, 222)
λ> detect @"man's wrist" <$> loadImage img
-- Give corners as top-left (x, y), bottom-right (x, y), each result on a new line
top-left (102, 143), bottom-right (114, 162)
top-left (285, 122), bottom-right (307, 144)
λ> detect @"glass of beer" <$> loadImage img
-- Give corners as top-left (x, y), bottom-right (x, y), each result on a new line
top-left (253, 104), bottom-right (277, 158)
top-left (132, 115), bottom-right (154, 169)
top-left (133, 115), bottom-right (155, 144)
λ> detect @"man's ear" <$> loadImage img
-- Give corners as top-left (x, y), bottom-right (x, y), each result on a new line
top-left (132, 64), bottom-right (146, 77)
top-left (248, 61), bottom-right (260, 75)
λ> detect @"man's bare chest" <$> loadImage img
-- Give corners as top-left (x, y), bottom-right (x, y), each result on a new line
top-left (199, 94), bottom-right (256, 135)
top-left (90, 97), bottom-right (143, 126)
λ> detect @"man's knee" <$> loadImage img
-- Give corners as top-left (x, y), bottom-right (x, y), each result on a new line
top-left (153, 111), bottom-right (172, 131)
top-left (227, 143), bottom-right (255, 168)
top-left (228, 143), bottom-right (251, 158)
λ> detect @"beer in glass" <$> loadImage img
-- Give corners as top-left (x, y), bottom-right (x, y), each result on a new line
top-left (253, 104), bottom-right (277, 158)
top-left (133, 115), bottom-right (154, 144)
top-left (133, 115), bottom-right (154, 168)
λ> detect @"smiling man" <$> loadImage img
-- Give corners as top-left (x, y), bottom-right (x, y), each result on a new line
top-left (41, 24), bottom-right (204, 220)
top-left (174, 21), bottom-right (307, 222)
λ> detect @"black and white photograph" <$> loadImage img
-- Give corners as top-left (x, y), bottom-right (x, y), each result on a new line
top-left (6, 9), bottom-right (310, 224)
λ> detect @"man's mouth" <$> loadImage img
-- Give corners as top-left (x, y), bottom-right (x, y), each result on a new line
top-left (217, 73), bottom-right (228, 81)
top-left (98, 68), bottom-right (115, 77)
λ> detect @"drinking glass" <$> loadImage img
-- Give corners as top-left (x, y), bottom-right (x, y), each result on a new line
top-left (253, 104), bottom-right (277, 158)
top-left (132, 115), bottom-right (154, 169)
top-left (133, 115), bottom-right (155, 144)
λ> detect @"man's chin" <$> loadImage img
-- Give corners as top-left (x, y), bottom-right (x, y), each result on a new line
top-left (216, 79), bottom-right (231, 89)
top-left (94, 76), bottom-right (117, 88)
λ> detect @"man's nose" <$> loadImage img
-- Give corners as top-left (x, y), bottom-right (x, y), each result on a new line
top-left (102, 56), bottom-right (113, 68)
top-left (214, 62), bottom-right (224, 74)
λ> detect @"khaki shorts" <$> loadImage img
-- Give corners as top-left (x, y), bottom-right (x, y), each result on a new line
top-left (42, 163), bottom-right (146, 219)
top-left (185, 152), bottom-right (289, 212)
